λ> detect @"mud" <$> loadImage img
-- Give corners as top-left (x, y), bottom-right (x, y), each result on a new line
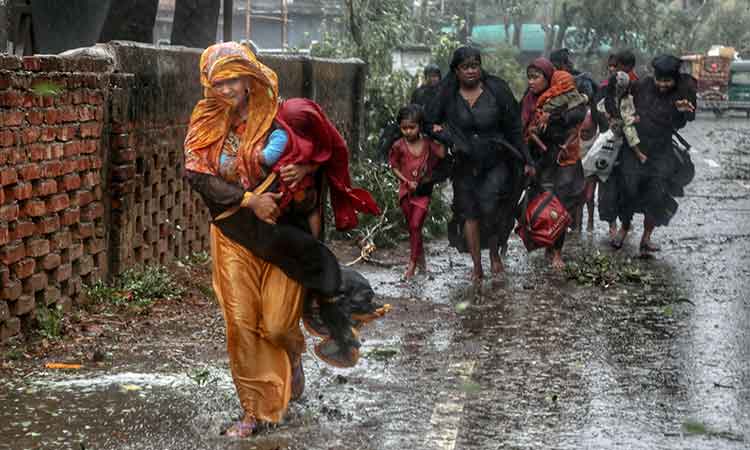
top-left (1, 115), bottom-right (748, 449)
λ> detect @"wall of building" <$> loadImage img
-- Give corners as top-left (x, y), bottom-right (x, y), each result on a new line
top-left (0, 41), bottom-right (365, 342)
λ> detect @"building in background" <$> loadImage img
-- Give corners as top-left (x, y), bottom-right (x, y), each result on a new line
top-left (155, 0), bottom-right (342, 50)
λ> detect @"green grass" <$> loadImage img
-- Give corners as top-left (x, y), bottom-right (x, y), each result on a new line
top-left (36, 305), bottom-right (64, 340)
top-left (84, 265), bottom-right (185, 309)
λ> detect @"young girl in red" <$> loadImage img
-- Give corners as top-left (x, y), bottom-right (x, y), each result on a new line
top-left (389, 104), bottom-right (446, 279)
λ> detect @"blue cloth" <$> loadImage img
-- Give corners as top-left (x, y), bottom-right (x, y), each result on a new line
top-left (262, 129), bottom-right (288, 166)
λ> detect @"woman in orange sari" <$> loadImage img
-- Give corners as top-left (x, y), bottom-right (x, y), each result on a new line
top-left (183, 42), bottom-right (384, 437)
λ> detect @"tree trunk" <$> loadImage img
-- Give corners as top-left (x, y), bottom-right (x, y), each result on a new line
top-left (171, 0), bottom-right (221, 48)
top-left (511, 17), bottom-right (522, 48)
top-left (100, 0), bottom-right (159, 44)
top-left (0, 2), bottom-right (8, 52)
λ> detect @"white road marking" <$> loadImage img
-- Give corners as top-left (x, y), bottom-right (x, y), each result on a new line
top-left (422, 361), bottom-right (477, 450)
top-left (703, 158), bottom-right (720, 168)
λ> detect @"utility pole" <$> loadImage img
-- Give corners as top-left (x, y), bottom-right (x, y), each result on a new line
top-left (223, 0), bottom-right (233, 41)
top-left (281, 0), bottom-right (288, 48)
top-left (245, 0), bottom-right (251, 40)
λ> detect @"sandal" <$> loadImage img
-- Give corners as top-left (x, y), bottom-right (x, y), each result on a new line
top-left (224, 419), bottom-right (257, 438)
top-left (640, 241), bottom-right (661, 253)
top-left (290, 355), bottom-right (305, 401)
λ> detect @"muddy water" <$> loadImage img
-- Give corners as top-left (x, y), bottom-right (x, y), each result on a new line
top-left (1, 115), bottom-right (748, 449)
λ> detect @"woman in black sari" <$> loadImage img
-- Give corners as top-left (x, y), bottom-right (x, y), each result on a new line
top-left (613, 54), bottom-right (696, 255)
top-left (426, 46), bottom-right (534, 281)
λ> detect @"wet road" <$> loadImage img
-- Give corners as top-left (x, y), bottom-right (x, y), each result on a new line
top-left (1, 115), bottom-right (749, 449)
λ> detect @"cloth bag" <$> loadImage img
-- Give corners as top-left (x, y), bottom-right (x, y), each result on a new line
top-left (581, 129), bottom-right (621, 182)
top-left (515, 189), bottom-right (572, 251)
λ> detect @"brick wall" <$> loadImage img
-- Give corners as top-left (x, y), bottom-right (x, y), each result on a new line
top-left (0, 41), bottom-right (366, 342)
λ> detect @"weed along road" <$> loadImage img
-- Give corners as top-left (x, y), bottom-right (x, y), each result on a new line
top-left (1, 114), bottom-right (748, 449)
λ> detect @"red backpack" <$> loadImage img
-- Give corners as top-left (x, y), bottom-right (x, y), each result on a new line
top-left (515, 190), bottom-right (572, 251)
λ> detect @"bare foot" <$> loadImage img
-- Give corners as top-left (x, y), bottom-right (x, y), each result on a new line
top-left (471, 268), bottom-right (484, 282)
top-left (404, 262), bottom-right (417, 280)
top-left (550, 251), bottom-right (565, 270)
top-left (417, 254), bottom-right (427, 273)
top-left (490, 257), bottom-right (504, 275)
top-left (225, 416), bottom-right (257, 438)
top-left (587, 218), bottom-right (595, 232)
top-left (610, 226), bottom-right (629, 249)
top-left (608, 224), bottom-right (618, 240)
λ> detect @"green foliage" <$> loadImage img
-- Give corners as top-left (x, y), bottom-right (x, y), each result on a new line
top-left (565, 252), bottom-right (654, 288)
top-left (30, 81), bottom-right (64, 97)
top-left (36, 305), bottom-right (64, 340)
top-left (84, 265), bottom-right (185, 309)
top-left (480, 43), bottom-right (527, 97)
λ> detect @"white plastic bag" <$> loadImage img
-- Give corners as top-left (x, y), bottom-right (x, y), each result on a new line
top-left (581, 129), bottom-right (621, 182)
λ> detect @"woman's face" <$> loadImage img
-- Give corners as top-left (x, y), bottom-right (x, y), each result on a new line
top-left (212, 77), bottom-right (249, 108)
top-left (655, 76), bottom-right (676, 94)
top-left (456, 58), bottom-right (481, 88)
top-left (527, 68), bottom-right (549, 95)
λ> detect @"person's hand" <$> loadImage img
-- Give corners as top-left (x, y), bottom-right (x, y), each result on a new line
top-left (523, 164), bottom-right (536, 178)
top-left (280, 164), bottom-right (312, 189)
top-left (538, 111), bottom-right (551, 132)
top-left (248, 192), bottom-right (283, 224)
top-left (636, 150), bottom-right (648, 164)
top-left (407, 180), bottom-right (418, 192)
top-left (675, 99), bottom-right (695, 113)
top-left (432, 124), bottom-right (444, 133)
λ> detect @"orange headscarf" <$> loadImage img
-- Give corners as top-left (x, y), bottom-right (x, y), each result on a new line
top-left (184, 42), bottom-right (279, 188)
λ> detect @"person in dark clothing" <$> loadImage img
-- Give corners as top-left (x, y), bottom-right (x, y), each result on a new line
top-left (521, 57), bottom-right (587, 269)
top-left (426, 46), bottom-right (534, 280)
top-left (411, 64), bottom-right (442, 107)
top-left (615, 50), bottom-right (637, 78)
top-left (550, 48), bottom-right (598, 102)
top-left (613, 54), bottom-right (696, 255)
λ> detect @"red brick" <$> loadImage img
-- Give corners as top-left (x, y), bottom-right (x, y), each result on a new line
top-left (9, 220), bottom-right (35, 240)
top-left (41, 253), bottom-right (62, 270)
top-left (112, 164), bottom-right (135, 182)
top-left (0, 186), bottom-right (3, 204)
top-left (110, 133), bottom-right (132, 149)
top-left (76, 157), bottom-right (91, 171)
top-left (0, 91), bottom-right (24, 108)
top-left (22, 56), bottom-right (41, 71)
top-left (88, 92), bottom-right (104, 105)
top-left (0, 240), bottom-right (25, 266)
top-left (77, 106), bottom-right (97, 122)
top-left (68, 243), bottom-right (84, 261)
top-left (44, 109), bottom-right (60, 125)
top-left (12, 258), bottom-right (36, 279)
top-left (22, 199), bottom-right (46, 217)
top-left (61, 160), bottom-right (78, 175)
top-left (63, 141), bottom-right (82, 157)
top-left (50, 231), bottom-right (72, 252)
top-left (1, 317), bottom-right (22, 341)
top-left (86, 238), bottom-right (106, 254)
top-left (75, 221), bottom-right (95, 238)
top-left (21, 127), bottom-right (42, 145)
top-left (40, 127), bottom-right (57, 142)
top-left (18, 164), bottom-right (42, 181)
top-left (41, 161), bottom-right (62, 178)
top-left (26, 238), bottom-right (50, 258)
top-left (0, 204), bottom-right (19, 221)
top-left (0, 224), bottom-right (8, 246)
top-left (46, 193), bottom-right (69, 213)
top-left (35, 215), bottom-right (60, 235)
top-left (80, 202), bottom-right (103, 221)
top-left (0, 111), bottom-right (25, 127)
top-left (0, 129), bottom-right (16, 147)
top-left (43, 286), bottom-right (61, 306)
top-left (71, 190), bottom-right (93, 207)
top-left (33, 179), bottom-right (57, 197)
top-left (8, 148), bottom-right (25, 165)
top-left (0, 55), bottom-right (22, 70)
top-left (11, 182), bottom-right (33, 200)
top-left (2, 279), bottom-right (23, 301)
top-left (0, 150), bottom-right (8, 165)
top-left (11, 295), bottom-right (35, 316)
top-left (0, 167), bottom-right (17, 185)
top-left (59, 207), bottom-right (80, 226)
top-left (79, 123), bottom-right (102, 138)
top-left (81, 172), bottom-right (99, 188)
top-left (56, 126), bottom-right (78, 142)
top-left (49, 143), bottom-right (64, 159)
top-left (81, 140), bottom-right (99, 154)
top-left (26, 110), bottom-right (44, 125)
top-left (70, 90), bottom-right (84, 105)
top-left (23, 272), bottom-right (47, 293)
top-left (60, 107), bottom-right (78, 123)
top-left (88, 155), bottom-right (103, 169)
top-left (53, 263), bottom-right (72, 282)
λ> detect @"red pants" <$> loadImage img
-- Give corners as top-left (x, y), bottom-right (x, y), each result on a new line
top-left (400, 198), bottom-right (428, 263)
